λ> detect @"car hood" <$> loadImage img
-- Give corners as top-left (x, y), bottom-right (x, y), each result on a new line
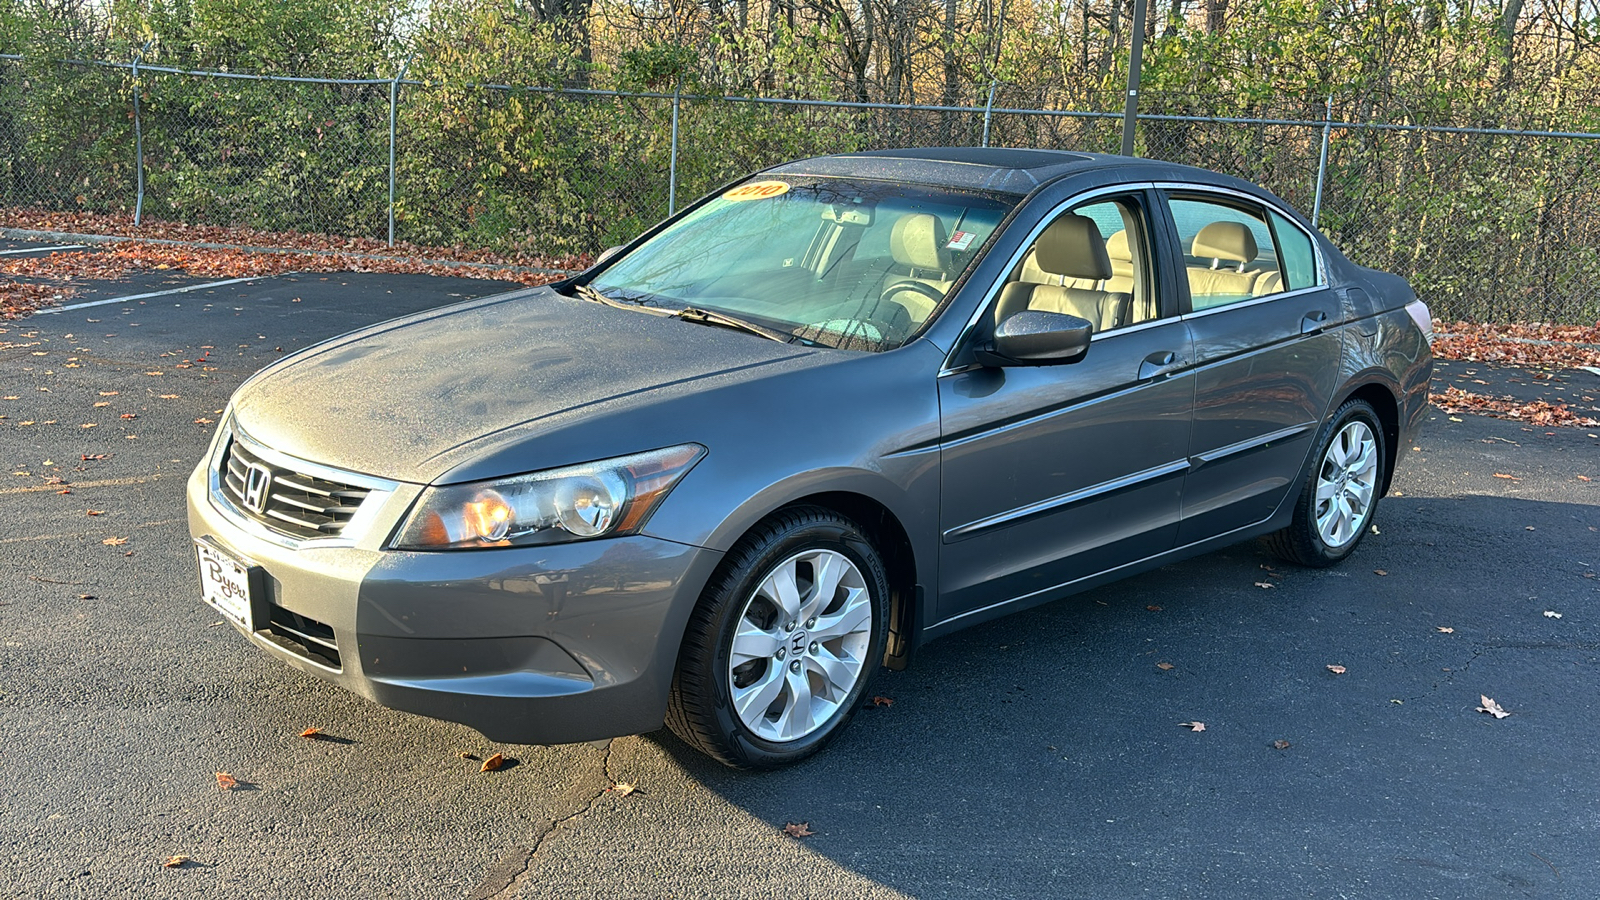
top-left (229, 286), bottom-right (819, 483)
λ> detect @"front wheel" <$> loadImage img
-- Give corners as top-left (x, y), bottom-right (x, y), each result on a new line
top-left (1266, 398), bottom-right (1387, 567)
top-left (666, 507), bottom-right (888, 769)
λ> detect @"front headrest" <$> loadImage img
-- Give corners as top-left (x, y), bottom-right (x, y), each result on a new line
top-left (1105, 229), bottom-right (1132, 263)
top-left (1192, 222), bottom-right (1258, 264)
top-left (890, 214), bottom-right (951, 272)
top-left (1034, 214), bottom-right (1112, 281)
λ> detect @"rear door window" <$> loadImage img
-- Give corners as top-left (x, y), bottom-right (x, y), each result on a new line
top-left (1166, 196), bottom-right (1283, 310)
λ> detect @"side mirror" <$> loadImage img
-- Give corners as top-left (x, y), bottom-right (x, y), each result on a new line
top-left (593, 245), bottom-right (624, 266)
top-left (975, 311), bottom-right (1093, 367)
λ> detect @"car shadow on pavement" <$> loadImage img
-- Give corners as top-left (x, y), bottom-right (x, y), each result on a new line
top-left (643, 494), bottom-right (1599, 898)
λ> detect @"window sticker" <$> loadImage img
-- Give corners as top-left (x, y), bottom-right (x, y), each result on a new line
top-left (945, 230), bottom-right (976, 251)
top-left (722, 180), bottom-right (791, 202)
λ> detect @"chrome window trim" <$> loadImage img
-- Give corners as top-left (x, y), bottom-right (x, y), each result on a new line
top-left (940, 182), bottom-right (1158, 377)
top-left (1153, 181), bottom-right (1329, 287)
top-left (208, 418), bottom-right (401, 551)
top-left (1179, 284), bottom-right (1328, 321)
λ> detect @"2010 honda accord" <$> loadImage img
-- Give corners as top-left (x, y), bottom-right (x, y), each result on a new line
top-left (187, 148), bottom-right (1432, 769)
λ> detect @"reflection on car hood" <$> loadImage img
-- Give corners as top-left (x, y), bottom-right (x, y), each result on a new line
top-left (229, 287), bottom-right (816, 483)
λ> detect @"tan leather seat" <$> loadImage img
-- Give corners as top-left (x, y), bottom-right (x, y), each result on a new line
top-left (1104, 229), bottom-right (1135, 294)
top-left (997, 214), bottom-right (1131, 332)
top-left (880, 213), bottom-right (953, 323)
top-left (1187, 221), bottom-right (1260, 308)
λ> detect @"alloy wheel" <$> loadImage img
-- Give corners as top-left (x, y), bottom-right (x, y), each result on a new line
top-left (1314, 420), bottom-right (1378, 549)
top-left (726, 549), bottom-right (873, 743)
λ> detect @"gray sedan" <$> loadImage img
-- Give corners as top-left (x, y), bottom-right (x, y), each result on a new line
top-left (187, 148), bottom-right (1433, 769)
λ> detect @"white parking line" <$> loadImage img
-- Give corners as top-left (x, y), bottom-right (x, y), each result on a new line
top-left (0, 244), bottom-right (87, 255)
top-left (35, 276), bottom-right (274, 314)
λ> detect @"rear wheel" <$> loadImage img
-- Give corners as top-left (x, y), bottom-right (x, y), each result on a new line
top-left (666, 507), bottom-right (888, 769)
top-left (1266, 398), bottom-right (1386, 567)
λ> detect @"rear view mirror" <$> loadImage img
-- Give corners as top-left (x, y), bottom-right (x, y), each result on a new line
top-left (975, 311), bottom-right (1093, 367)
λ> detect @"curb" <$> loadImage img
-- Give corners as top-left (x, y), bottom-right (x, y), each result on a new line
top-left (0, 227), bottom-right (577, 277)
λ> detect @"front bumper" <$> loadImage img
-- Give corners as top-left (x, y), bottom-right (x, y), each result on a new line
top-left (185, 458), bottom-right (722, 745)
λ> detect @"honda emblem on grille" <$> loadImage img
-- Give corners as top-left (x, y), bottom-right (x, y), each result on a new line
top-left (241, 462), bottom-right (273, 514)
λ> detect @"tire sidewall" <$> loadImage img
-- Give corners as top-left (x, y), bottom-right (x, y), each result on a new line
top-left (702, 518), bottom-right (889, 767)
top-left (1302, 399), bottom-right (1386, 564)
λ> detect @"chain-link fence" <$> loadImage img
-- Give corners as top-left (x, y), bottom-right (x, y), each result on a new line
top-left (3, 54), bottom-right (1599, 324)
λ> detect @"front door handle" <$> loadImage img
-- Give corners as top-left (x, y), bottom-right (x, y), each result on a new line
top-left (1301, 310), bottom-right (1330, 334)
top-left (1139, 350), bottom-right (1184, 381)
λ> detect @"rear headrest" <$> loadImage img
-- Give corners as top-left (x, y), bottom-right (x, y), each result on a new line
top-left (890, 213), bottom-right (951, 272)
top-left (1192, 222), bottom-right (1257, 264)
top-left (1034, 214), bottom-right (1112, 281)
top-left (1105, 229), bottom-right (1132, 264)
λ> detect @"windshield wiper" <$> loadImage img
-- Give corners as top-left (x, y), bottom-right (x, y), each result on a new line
top-left (674, 306), bottom-right (795, 343)
top-left (574, 282), bottom-right (671, 315)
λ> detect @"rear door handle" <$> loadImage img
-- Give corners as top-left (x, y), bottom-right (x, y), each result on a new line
top-left (1139, 350), bottom-right (1184, 381)
top-left (1301, 310), bottom-right (1330, 334)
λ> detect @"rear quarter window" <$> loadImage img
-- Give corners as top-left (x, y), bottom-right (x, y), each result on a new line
top-left (1270, 211), bottom-right (1320, 290)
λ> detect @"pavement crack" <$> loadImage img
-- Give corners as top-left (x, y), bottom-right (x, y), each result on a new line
top-left (467, 741), bottom-right (616, 900)
top-left (1407, 645), bottom-right (1485, 701)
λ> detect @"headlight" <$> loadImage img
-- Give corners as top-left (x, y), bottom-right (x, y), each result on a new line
top-left (392, 444), bottom-right (705, 550)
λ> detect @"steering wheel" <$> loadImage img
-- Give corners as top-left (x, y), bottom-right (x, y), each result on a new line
top-left (879, 279), bottom-right (946, 310)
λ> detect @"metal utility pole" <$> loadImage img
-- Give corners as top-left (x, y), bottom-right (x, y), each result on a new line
top-left (1119, 0), bottom-right (1148, 157)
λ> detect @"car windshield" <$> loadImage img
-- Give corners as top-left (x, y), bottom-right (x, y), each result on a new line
top-left (588, 177), bottom-right (1014, 350)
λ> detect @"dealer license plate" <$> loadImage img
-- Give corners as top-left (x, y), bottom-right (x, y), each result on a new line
top-left (197, 540), bottom-right (255, 631)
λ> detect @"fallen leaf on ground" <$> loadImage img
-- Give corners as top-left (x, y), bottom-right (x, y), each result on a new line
top-left (1493, 473), bottom-right (1518, 480)
top-left (160, 855), bottom-right (190, 868)
top-left (480, 753), bottom-right (504, 772)
top-left (299, 728), bottom-right (321, 739)
top-left (783, 822), bottom-right (815, 838)
top-left (1272, 740), bottom-right (1291, 750)
top-left (1477, 696), bottom-right (1511, 719)
top-left (120, 413), bottom-right (136, 419)
top-left (78, 593), bottom-right (94, 600)
top-left (1579, 475), bottom-right (1593, 482)
top-left (1254, 582), bottom-right (1275, 589)
top-left (86, 509), bottom-right (104, 516)
top-left (1544, 610), bottom-right (1563, 619)
top-left (870, 696), bottom-right (894, 708)
top-left (1146, 604), bottom-right (1163, 611)
top-left (1327, 665), bottom-right (1347, 675)
top-left (1374, 569), bottom-right (1388, 576)
top-left (1179, 721), bottom-right (1206, 732)
top-left (1156, 662), bottom-right (1175, 671)
top-left (608, 782), bottom-right (636, 797)
top-left (1436, 626), bottom-right (1455, 633)
top-left (215, 772), bottom-right (239, 790)
top-left (101, 536), bottom-right (127, 545)
top-left (457, 751), bottom-right (479, 761)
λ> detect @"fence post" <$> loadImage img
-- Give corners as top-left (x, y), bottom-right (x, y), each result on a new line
top-left (132, 43), bottom-right (149, 226)
top-left (388, 55), bottom-right (413, 247)
top-left (1312, 93), bottom-right (1333, 226)
top-left (981, 81), bottom-right (997, 148)
top-left (668, 80), bottom-right (682, 215)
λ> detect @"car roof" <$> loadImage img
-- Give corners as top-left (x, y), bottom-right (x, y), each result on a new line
top-left (766, 147), bottom-right (1202, 195)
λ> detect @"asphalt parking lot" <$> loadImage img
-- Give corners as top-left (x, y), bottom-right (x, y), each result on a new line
top-left (3, 237), bottom-right (1599, 899)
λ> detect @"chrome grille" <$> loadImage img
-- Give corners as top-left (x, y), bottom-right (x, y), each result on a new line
top-left (219, 437), bottom-right (372, 540)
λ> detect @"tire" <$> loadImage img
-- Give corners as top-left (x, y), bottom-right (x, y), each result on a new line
top-left (1266, 398), bottom-right (1387, 568)
top-left (666, 506), bottom-right (889, 769)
